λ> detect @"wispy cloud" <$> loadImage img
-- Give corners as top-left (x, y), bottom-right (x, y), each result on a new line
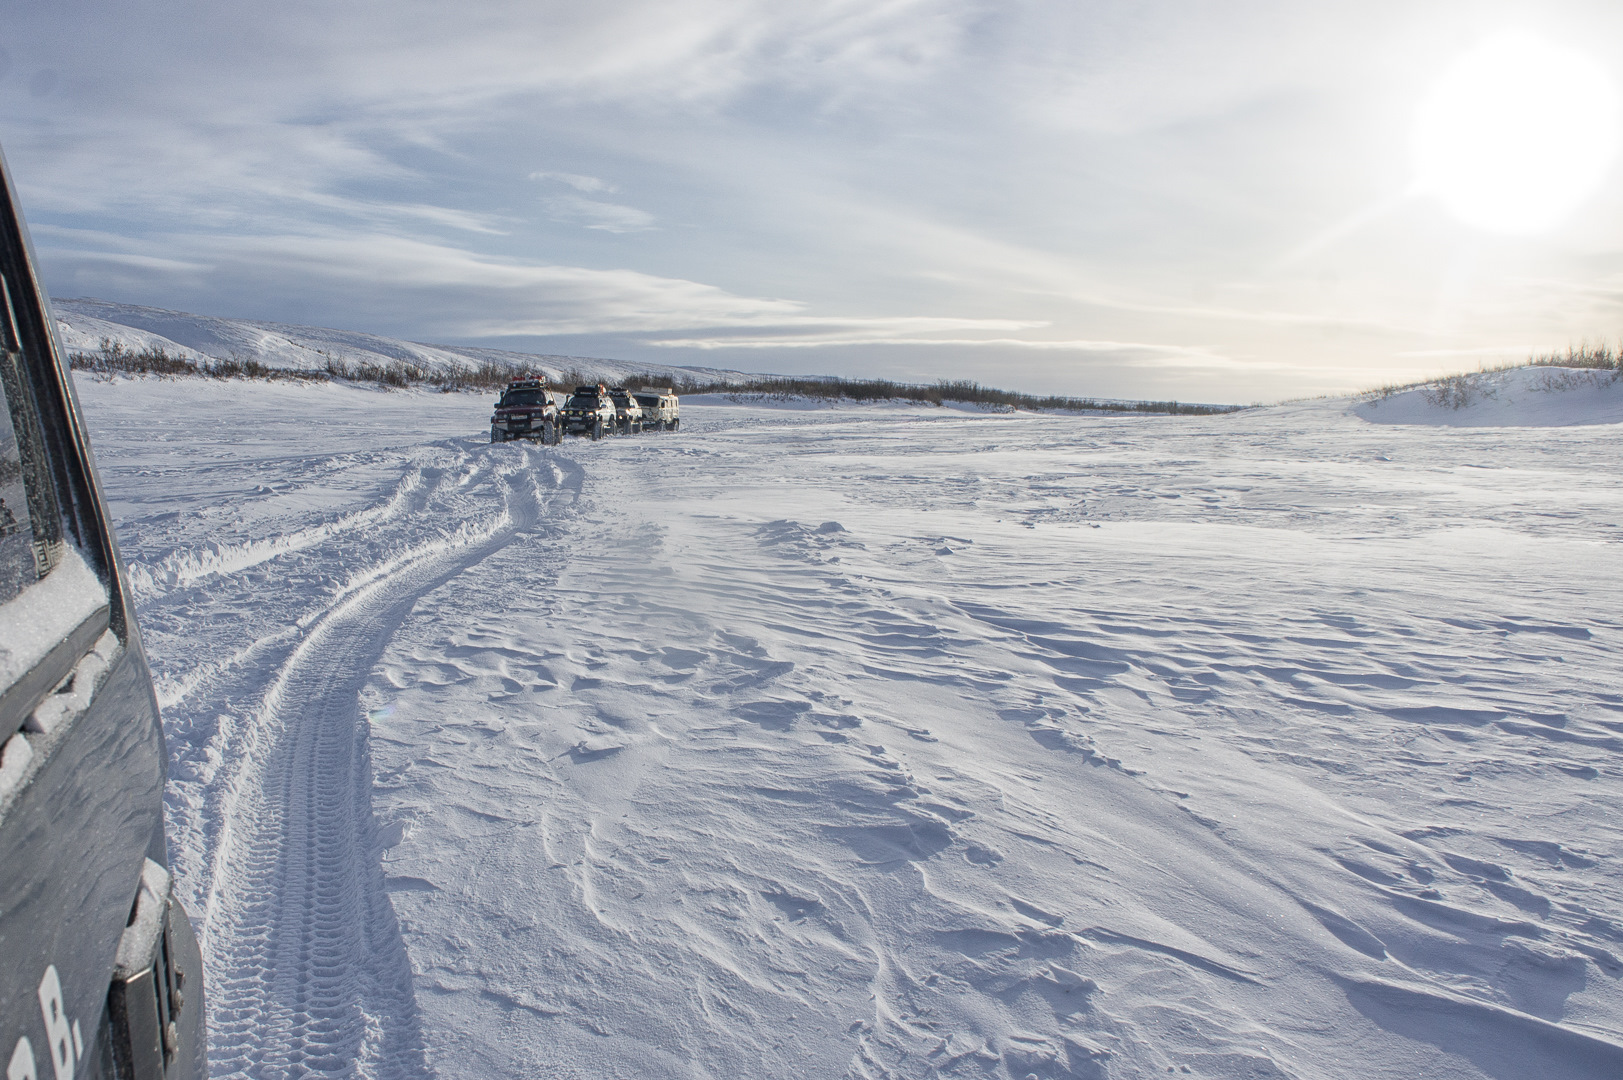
top-left (378, 203), bottom-right (511, 235)
top-left (36, 247), bottom-right (210, 276)
top-left (648, 332), bottom-right (1171, 350)
top-left (197, 232), bottom-right (805, 335)
top-left (649, 330), bottom-right (1246, 374)
top-left (530, 171), bottom-right (613, 193)
top-left (6, 1), bottom-right (1623, 402)
top-left (541, 194), bottom-right (656, 233)
top-left (529, 171), bottom-right (654, 232)
top-left (1394, 345), bottom-right (1537, 358)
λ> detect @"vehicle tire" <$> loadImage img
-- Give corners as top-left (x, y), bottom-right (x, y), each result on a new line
top-left (542, 420), bottom-right (556, 445)
top-left (491, 426), bottom-right (500, 443)
top-left (591, 419), bottom-right (603, 441)
top-left (632, 421), bottom-right (642, 434)
top-left (671, 417), bottom-right (680, 431)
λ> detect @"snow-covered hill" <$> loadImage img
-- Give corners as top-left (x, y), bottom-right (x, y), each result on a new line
top-left (52, 297), bottom-right (755, 385)
top-left (1356, 365), bottom-right (1623, 426)
top-left (74, 377), bottom-right (1623, 1080)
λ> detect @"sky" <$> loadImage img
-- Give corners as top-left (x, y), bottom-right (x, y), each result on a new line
top-left (4, 0), bottom-right (1623, 402)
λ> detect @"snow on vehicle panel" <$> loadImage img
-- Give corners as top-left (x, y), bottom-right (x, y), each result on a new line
top-left (0, 546), bottom-right (106, 695)
top-left (73, 374), bottom-right (1623, 1080)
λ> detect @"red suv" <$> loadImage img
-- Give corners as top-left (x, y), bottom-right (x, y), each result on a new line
top-left (490, 377), bottom-right (559, 444)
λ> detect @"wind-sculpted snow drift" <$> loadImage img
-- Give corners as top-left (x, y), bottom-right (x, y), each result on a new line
top-left (77, 374), bottom-right (1623, 1080)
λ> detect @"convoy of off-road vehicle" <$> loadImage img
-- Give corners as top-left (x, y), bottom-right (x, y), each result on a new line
top-left (499, 381), bottom-right (681, 443)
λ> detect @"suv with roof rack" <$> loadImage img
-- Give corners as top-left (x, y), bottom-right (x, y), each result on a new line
top-left (490, 377), bottom-right (558, 444)
top-left (559, 384), bottom-right (617, 440)
top-left (633, 388), bottom-right (680, 431)
top-left (606, 387), bottom-right (644, 434)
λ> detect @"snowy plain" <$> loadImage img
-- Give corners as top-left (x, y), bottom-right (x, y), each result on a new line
top-left (72, 371), bottom-right (1623, 1080)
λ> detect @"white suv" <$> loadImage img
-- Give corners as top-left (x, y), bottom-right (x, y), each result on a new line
top-left (632, 389), bottom-right (681, 431)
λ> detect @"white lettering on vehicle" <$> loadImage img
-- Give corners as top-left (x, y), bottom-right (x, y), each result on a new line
top-left (6, 1038), bottom-right (36, 1080)
top-left (35, 967), bottom-right (76, 1080)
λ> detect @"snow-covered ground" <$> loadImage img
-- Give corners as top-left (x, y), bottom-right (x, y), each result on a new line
top-left (75, 373), bottom-right (1623, 1080)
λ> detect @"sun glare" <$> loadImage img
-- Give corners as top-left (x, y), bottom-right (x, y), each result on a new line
top-left (1412, 33), bottom-right (1622, 235)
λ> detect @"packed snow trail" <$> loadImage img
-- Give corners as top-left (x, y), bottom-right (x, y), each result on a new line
top-left (75, 377), bottom-right (1623, 1080)
top-left (76, 381), bottom-right (574, 1077)
top-left (195, 451), bottom-right (563, 1078)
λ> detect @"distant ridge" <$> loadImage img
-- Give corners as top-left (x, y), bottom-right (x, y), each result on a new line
top-left (54, 297), bottom-right (1239, 415)
top-left (51, 297), bottom-right (754, 386)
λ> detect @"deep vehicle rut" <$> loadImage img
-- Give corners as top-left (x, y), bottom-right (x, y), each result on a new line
top-left (191, 444), bottom-right (578, 1079)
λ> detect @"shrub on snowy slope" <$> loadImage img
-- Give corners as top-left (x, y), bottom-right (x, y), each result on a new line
top-left (1362, 342), bottom-right (1623, 407)
top-left (618, 372), bottom-right (1243, 416)
top-left (70, 340), bottom-right (1242, 417)
top-left (1356, 364), bottom-right (1623, 426)
top-left (72, 339), bottom-right (324, 383)
top-left (70, 338), bottom-right (582, 392)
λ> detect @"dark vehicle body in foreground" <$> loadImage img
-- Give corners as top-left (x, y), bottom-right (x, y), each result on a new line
top-left (0, 147), bottom-right (205, 1080)
top-left (490, 378), bottom-right (558, 444)
top-left (559, 384), bottom-right (616, 440)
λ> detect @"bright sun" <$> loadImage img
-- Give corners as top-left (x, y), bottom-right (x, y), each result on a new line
top-left (1412, 32), bottom-right (1622, 235)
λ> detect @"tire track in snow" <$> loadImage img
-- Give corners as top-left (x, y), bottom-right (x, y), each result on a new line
top-left (127, 460), bottom-right (432, 601)
top-left (197, 444), bottom-right (579, 1080)
top-left (150, 448), bottom-right (520, 717)
top-left (159, 446), bottom-right (523, 904)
